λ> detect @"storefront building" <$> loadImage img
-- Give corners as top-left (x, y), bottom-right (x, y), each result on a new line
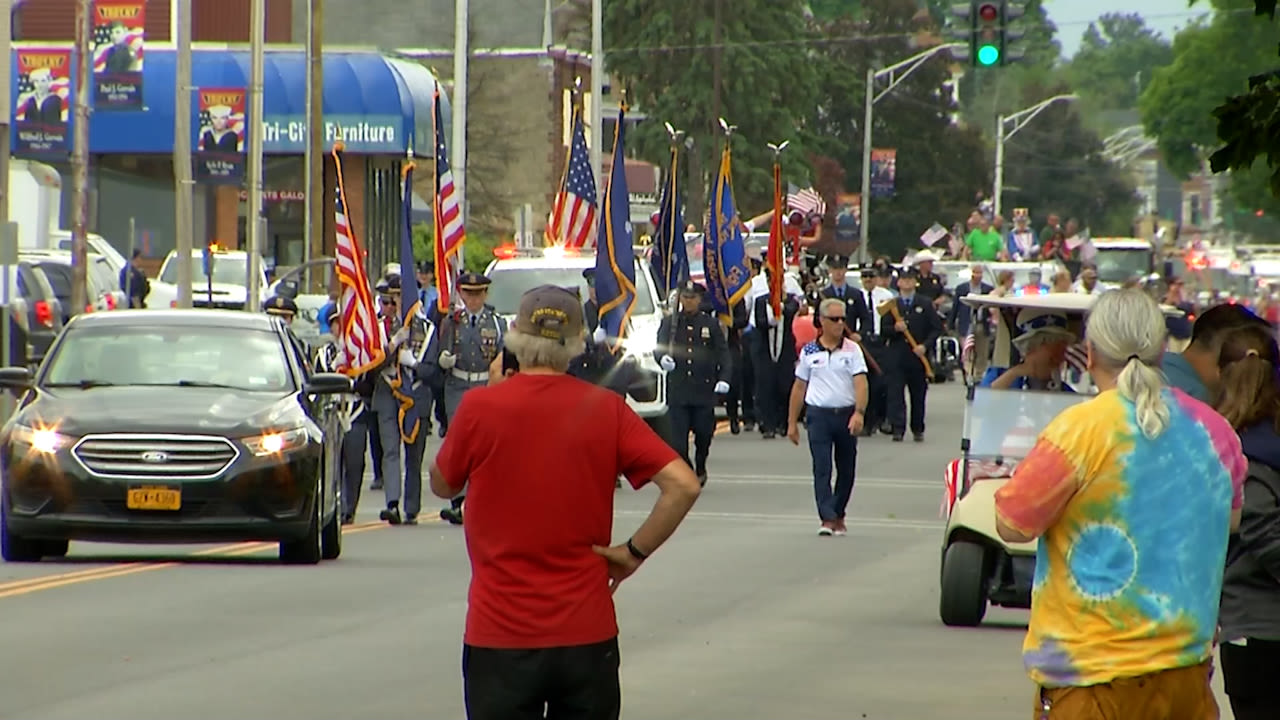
top-left (10, 42), bottom-right (447, 275)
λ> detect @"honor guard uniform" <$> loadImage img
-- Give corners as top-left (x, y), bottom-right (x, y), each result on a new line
top-left (436, 272), bottom-right (506, 524)
top-left (882, 267), bottom-right (943, 442)
top-left (367, 277), bottom-right (392, 491)
top-left (264, 296), bottom-right (298, 324)
top-left (655, 281), bottom-right (732, 486)
top-left (573, 267), bottom-right (630, 396)
top-left (911, 251), bottom-right (946, 305)
top-left (314, 304), bottom-right (377, 524)
top-left (748, 254), bottom-right (804, 439)
top-left (858, 265), bottom-right (893, 435)
top-left (819, 256), bottom-right (874, 339)
top-left (370, 273), bottom-right (440, 525)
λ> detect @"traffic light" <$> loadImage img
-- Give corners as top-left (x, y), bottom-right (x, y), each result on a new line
top-left (974, 2), bottom-right (1001, 67)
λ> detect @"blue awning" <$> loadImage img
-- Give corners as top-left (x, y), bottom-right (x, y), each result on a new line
top-left (10, 46), bottom-right (449, 155)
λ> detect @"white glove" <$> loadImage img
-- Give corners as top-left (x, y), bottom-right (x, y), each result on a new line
top-left (592, 326), bottom-right (607, 344)
top-left (660, 355), bottom-right (676, 372)
top-left (714, 381), bottom-right (730, 394)
top-left (397, 348), bottom-right (418, 367)
top-left (390, 325), bottom-right (409, 347)
top-left (765, 305), bottom-right (779, 328)
top-left (438, 351), bottom-right (457, 370)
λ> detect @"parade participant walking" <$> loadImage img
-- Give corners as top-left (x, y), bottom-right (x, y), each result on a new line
top-left (656, 281), bottom-right (732, 486)
top-left (576, 268), bottom-right (630, 396)
top-left (264, 295), bottom-right (298, 325)
top-left (882, 268), bottom-right (942, 442)
top-left (818, 255), bottom-right (872, 339)
top-left (787, 298), bottom-right (868, 537)
top-left (994, 289), bottom-right (1246, 720)
top-left (861, 265), bottom-right (895, 434)
top-left (370, 273), bottom-right (436, 526)
top-left (436, 272), bottom-right (506, 525)
top-left (429, 285), bottom-right (701, 720)
top-left (315, 304), bottom-right (374, 525)
top-left (1211, 324), bottom-right (1280, 720)
top-left (368, 276), bottom-right (391, 491)
top-left (746, 250), bottom-right (805, 439)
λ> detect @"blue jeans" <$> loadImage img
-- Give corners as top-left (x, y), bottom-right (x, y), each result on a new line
top-left (806, 405), bottom-right (858, 522)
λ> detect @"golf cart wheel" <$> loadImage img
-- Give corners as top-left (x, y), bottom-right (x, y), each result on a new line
top-left (939, 540), bottom-right (988, 627)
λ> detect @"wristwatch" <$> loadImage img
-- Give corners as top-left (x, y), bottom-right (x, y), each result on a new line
top-left (626, 538), bottom-right (649, 561)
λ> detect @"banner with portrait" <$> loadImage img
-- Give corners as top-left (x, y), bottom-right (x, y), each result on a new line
top-left (91, 0), bottom-right (145, 110)
top-left (870, 148), bottom-right (897, 198)
top-left (14, 50), bottom-right (71, 154)
top-left (194, 88), bottom-right (246, 185)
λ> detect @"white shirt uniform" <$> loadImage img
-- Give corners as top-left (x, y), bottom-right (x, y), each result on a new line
top-left (744, 272), bottom-right (805, 329)
top-left (863, 286), bottom-right (896, 334)
top-left (795, 337), bottom-right (868, 409)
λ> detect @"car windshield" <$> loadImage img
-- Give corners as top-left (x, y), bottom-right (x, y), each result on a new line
top-left (965, 386), bottom-right (1090, 461)
top-left (42, 326), bottom-right (294, 392)
top-left (159, 254), bottom-right (251, 285)
top-left (1093, 249), bottom-right (1152, 283)
top-left (487, 263), bottom-right (656, 316)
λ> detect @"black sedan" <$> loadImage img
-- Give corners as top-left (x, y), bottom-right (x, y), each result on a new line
top-left (0, 309), bottom-right (353, 564)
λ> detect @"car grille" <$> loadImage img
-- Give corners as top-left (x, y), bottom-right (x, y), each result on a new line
top-left (193, 299), bottom-right (246, 311)
top-left (72, 434), bottom-right (239, 479)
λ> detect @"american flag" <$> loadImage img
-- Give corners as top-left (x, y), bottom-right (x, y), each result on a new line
top-left (961, 333), bottom-right (976, 365)
top-left (332, 146), bottom-right (386, 376)
top-left (91, 20), bottom-right (144, 73)
top-left (15, 71), bottom-right (70, 122)
top-left (1065, 342), bottom-right (1088, 375)
top-left (787, 184), bottom-right (826, 216)
top-left (431, 90), bottom-right (465, 315)
top-left (547, 108), bottom-right (597, 249)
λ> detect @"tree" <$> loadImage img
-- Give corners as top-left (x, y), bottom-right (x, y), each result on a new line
top-left (810, 0), bottom-right (990, 257)
top-left (602, 0), bottom-right (823, 224)
top-left (1066, 14), bottom-right (1173, 114)
top-left (1000, 80), bottom-right (1139, 233)
top-left (1204, 0), bottom-right (1280, 197)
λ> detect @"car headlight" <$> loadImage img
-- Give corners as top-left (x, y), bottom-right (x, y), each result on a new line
top-left (10, 423), bottom-right (72, 454)
top-left (242, 427), bottom-right (309, 456)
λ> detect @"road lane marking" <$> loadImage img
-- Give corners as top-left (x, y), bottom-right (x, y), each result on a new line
top-left (706, 475), bottom-right (938, 487)
top-left (0, 520), bottom-right (393, 595)
top-left (613, 509), bottom-right (942, 530)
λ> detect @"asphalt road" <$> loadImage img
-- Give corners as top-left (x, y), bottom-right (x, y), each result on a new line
top-left (0, 382), bottom-right (1233, 719)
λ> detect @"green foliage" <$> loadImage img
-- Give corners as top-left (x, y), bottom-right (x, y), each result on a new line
top-left (1066, 13), bottom-right (1173, 115)
top-left (810, 0), bottom-right (991, 256)
top-left (412, 223), bottom-right (504, 274)
top-left (1139, 0), bottom-right (1277, 178)
top-left (603, 0), bottom-right (823, 220)
top-left (1000, 80), bottom-right (1140, 233)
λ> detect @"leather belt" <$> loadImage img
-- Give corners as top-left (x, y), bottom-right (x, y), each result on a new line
top-left (451, 368), bottom-right (488, 383)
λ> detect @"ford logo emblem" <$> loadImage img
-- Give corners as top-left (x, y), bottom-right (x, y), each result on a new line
top-left (140, 451), bottom-right (169, 464)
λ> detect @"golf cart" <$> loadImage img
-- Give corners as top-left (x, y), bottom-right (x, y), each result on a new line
top-left (937, 292), bottom-right (1184, 627)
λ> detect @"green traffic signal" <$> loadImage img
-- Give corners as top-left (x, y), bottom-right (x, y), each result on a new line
top-left (977, 44), bottom-right (1000, 66)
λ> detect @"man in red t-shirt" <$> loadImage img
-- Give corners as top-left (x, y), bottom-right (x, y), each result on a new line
top-left (430, 284), bottom-right (702, 720)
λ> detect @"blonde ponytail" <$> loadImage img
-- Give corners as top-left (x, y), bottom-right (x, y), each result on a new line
top-left (1085, 289), bottom-right (1171, 439)
top-left (1116, 356), bottom-right (1169, 439)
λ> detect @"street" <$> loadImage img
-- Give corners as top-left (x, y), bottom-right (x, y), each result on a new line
top-left (0, 382), bottom-right (1233, 719)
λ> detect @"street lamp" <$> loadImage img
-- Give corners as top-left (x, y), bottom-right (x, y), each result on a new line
top-left (992, 93), bottom-right (1077, 218)
top-left (858, 42), bottom-right (965, 265)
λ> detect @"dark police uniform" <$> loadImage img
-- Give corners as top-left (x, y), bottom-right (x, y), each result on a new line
top-left (367, 278), bottom-right (391, 491)
top-left (818, 256), bottom-right (873, 338)
top-left (573, 267), bottom-right (631, 396)
top-left (723, 300), bottom-right (750, 434)
top-left (913, 269), bottom-right (946, 304)
top-left (314, 304), bottom-right (376, 524)
top-left (882, 268), bottom-right (943, 442)
top-left (436, 272), bottom-right (506, 524)
top-left (415, 260), bottom-right (449, 437)
top-left (857, 265), bottom-right (891, 435)
top-left (655, 281), bottom-right (732, 484)
top-left (750, 278), bottom-right (801, 439)
top-left (264, 295), bottom-right (298, 322)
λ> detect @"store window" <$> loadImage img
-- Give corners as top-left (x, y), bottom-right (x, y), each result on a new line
top-left (237, 157), bottom-right (306, 269)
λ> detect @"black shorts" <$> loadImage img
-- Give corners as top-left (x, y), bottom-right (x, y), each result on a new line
top-left (463, 637), bottom-right (621, 720)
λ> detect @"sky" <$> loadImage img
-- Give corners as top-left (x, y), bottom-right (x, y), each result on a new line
top-left (1043, 0), bottom-right (1211, 58)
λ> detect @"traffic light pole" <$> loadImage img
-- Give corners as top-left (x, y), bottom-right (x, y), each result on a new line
top-left (992, 93), bottom-right (1076, 218)
top-left (858, 43), bottom-right (964, 265)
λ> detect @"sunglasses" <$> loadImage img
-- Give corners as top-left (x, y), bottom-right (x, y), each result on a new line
top-left (380, 296), bottom-right (397, 305)
top-left (822, 315), bottom-right (846, 323)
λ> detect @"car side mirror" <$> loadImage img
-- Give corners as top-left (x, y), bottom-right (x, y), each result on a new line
top-left (0, 366), bottom-right (33, 389)
top-left (303, 372), bottom-right (352, 395)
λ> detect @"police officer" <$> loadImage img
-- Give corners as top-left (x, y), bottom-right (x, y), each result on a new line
top-left (436, 271), bottom-right (506, 524)
top-left (264, 295), bottom-right (298, 325)
top-left (749, 261), bottom-right (803, 440)
top-left (858, 265), bottom-right (893, 435)
top-left (655, 281), bottom-right (731, 485)
top-left (723, 298), bottom-right (750, 434)
top-left (819, 255), bottom-right (873, 338)
top-left (882, 267), bottom-right (943, 442)
top-left (314, 304), bottom-right (376, 525)
top-left (368, 277), bottom-right (390, 491)
top-left (912, 251), bottom-right (946, 307)
top-left (575, 268), bottom-right (630, 395)
top-left (415, 261), bottom-right (449, 437)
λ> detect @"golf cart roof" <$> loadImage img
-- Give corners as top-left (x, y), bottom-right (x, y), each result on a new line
top-left (960, 292), bottom-right (1185, 317)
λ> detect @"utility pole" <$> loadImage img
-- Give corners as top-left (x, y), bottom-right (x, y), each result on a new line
top-left (70, 0), bottom-right (92, 314)
top-left (173, 0), bottom-right (194, 308)
top-left (452, 0), bottom-right (468, 224)
top-left (303, 0), bottom-right (324, 291)
top-left (992, 93), bottom-right (1076, 217)
top-left (711, 0), bottom-right (721, 157)
top-left (245, 0), bottom-right (265, 311)
top-left (589, 0), bottom-right (602, 197)
top-left (0, 0), bottom-right (11, 237)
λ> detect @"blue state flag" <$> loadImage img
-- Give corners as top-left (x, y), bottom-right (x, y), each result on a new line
top-left (651, 151), bottom-right (688, 295)
top-left (703, 145), bottom-right (752, 323)
top-left (390, 162), bottom-right (421, 445)
top-left (594, 107), bottom-right (637, 345)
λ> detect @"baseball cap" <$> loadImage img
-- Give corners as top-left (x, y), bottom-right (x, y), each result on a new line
top-left (514, 285), bottom-right (584, 344)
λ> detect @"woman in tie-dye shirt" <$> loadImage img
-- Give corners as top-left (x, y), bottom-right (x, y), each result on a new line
top-left (993, 289), bottom-right (1246, 720)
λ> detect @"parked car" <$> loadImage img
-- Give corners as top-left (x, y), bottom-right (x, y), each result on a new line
top-left (19, 249), bottom-right (125, 323)
top-left (0, 262), bottom-right (64, 365)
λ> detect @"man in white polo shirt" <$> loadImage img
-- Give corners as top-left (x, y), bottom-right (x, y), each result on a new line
top-left (786, 297), bottom-right (869, 536)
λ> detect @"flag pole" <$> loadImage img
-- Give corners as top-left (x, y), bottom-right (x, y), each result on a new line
top-left (663, 122), bottom-right (685, 295)
top-left (766, 140), bottom-right (789, 317)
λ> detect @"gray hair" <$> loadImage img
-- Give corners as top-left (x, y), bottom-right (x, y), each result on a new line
top-left (1086, 289), bottom-right (1170, 439)
top-left (970, 263), bottom-right (986, 275)
top-left (504, 328), bottom-right (586, 373)
top-left (818, 297), bottom-right (845, 318)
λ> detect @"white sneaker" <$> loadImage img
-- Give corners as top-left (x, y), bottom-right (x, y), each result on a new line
top-left (817, 524), bottom-right (834, 536)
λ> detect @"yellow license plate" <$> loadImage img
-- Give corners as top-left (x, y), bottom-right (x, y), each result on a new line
top-left (126, 486), bottom-right (181, 511)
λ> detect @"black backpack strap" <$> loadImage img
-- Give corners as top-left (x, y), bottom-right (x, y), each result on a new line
top-left (1246, 460), bottom-right (1280, 505)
